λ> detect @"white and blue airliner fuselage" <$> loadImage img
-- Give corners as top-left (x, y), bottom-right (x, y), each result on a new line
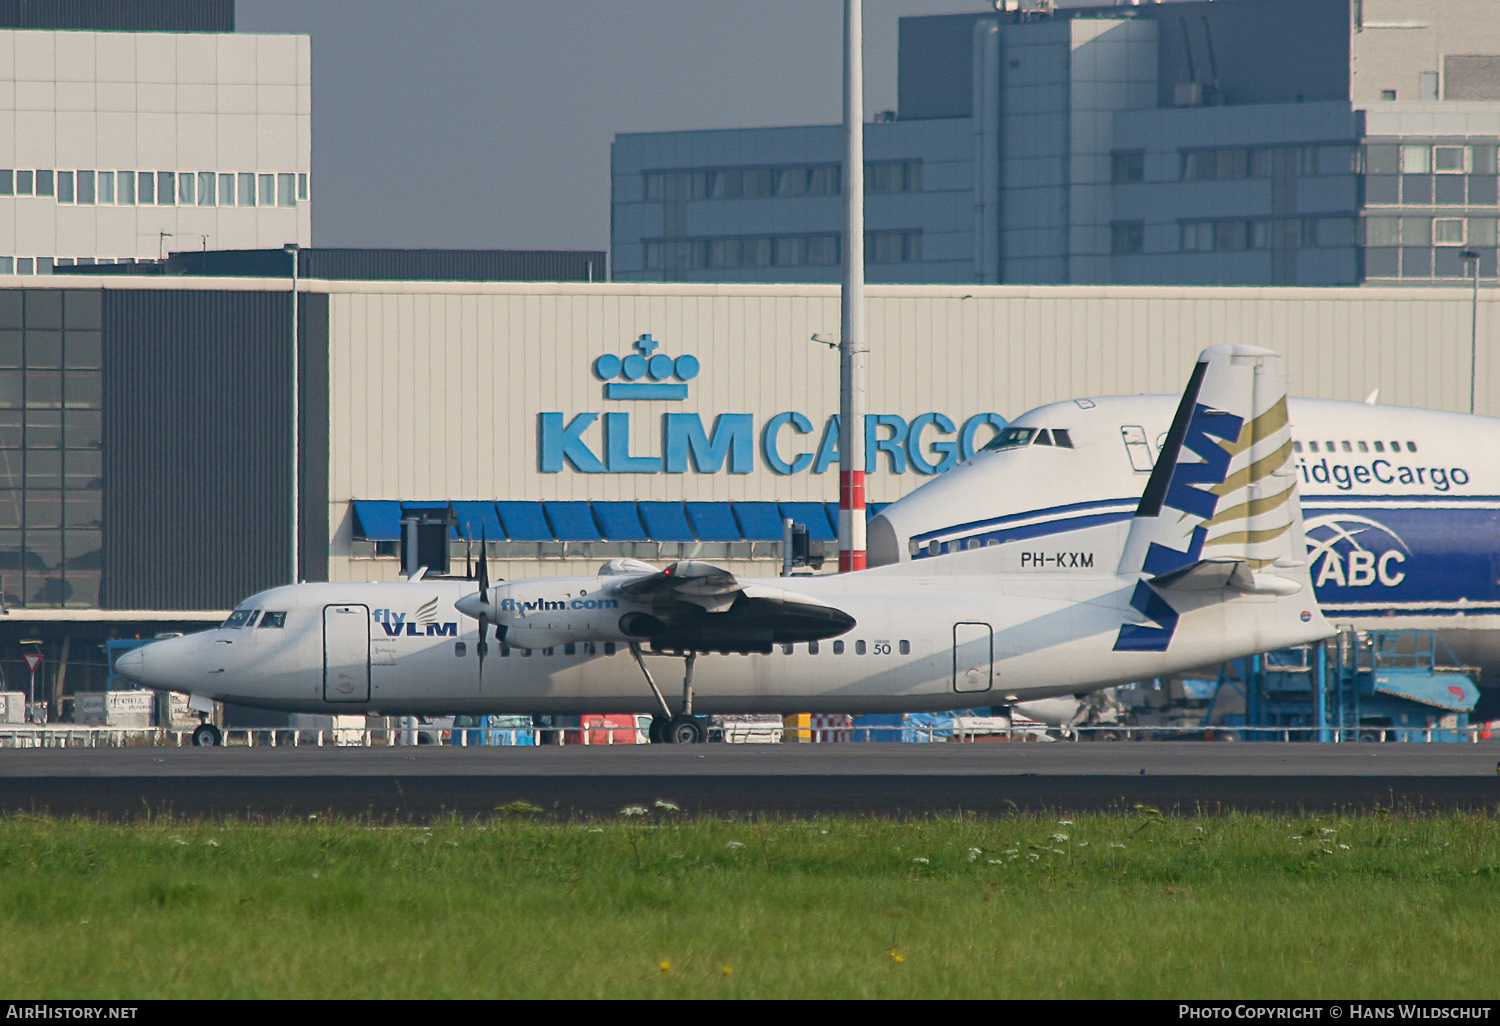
top-left (869, 396), bottom-right (1500, 681)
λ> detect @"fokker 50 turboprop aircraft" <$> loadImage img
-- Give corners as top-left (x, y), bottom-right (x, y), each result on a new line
top-left (118, 345), bottom-right (1333, 746)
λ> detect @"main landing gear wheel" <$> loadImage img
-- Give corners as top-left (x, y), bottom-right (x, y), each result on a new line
top-left (648, 715), bottom-right (671, 744)
top-left (667, 714), bottom-right (707, 745)
top-left (191, 723), bottom-right (222, 747)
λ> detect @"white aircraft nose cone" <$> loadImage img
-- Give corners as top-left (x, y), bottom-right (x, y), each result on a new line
top-left (114, 648), bottom-right (145, 683)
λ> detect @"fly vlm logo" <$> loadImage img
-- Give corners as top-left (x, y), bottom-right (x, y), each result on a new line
top-left (372, 598), bottom-right (459, 637)
top-left (1304, 514), bottom-right (1409, 590)
top-left (594, 333), bottom-right (700, 400)
top-left (1115, 398), bottom-right (1244, 653)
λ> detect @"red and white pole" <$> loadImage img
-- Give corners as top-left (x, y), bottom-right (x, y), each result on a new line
top-left (838, 0), bottom-right (867, 573)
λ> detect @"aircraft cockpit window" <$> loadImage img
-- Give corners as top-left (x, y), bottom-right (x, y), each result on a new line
top-left (1033, 429), bottom-right (1053, 446)
top-left (1051, 429), bottom-right (1074, 448)
top-left (1341, 440), bottom-right (1352, 452)
top-left (1293, 441), bottom-right (1303, 453)
top-left (1325, 440), bottom-right (1335, 451)
top-left (244, 611), bottom-right (262, 628)
top-left (1407, 441), bottom-right (1418, 452)
top-left (222, 609), bottom-right (254, 629)
top-left (1374, 441), bottom-right (1385, 452)
top-left (1390, 440), bottom-right (1400, 451)
top-left (983, 426), bottom-right (1036, 451)
top-left (1357, 441), bottom-right (1369, 453)
top-left (259, 612), bottom-right (286, 629)
top-left (1308, 441), bottom-right (1319, 452)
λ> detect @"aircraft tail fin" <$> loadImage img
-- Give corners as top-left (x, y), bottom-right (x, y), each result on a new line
top-left (1117, 345), bottom-right (1306, 580)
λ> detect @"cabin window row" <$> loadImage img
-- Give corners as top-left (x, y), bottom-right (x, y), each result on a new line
top-left (1292, 440), bottom-right (1417, 454)
top-left (477, 639), bottom-right (911, 658)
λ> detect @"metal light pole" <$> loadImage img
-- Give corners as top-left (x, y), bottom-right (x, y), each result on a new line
top-left (285, 243), bottom-right (300, 582)
top-left (1462, 248), bottom-right (1480, 414)
top-left (838, 0), bottom-right (867, 573)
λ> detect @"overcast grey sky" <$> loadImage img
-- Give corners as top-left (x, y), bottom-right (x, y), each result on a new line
top-left (237, 1), bottom-right (990, 252)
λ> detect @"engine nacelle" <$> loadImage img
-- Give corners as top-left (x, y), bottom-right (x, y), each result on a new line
top-left (489, 577), bottom-right (634, 648)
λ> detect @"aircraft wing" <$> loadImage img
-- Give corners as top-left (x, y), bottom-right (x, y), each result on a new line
top-left (612, 561), bottom-right (856, 648)
top-left (614, 560), bottom-right (743, 613)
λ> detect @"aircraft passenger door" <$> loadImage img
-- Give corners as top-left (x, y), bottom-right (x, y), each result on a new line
top-left (323, 604), bottom-right (371, 703)
top-left (952, 622), bottom-right (993, 693)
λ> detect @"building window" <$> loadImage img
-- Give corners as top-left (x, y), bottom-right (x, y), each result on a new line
top-left (56, 172), bottom-right (74, 203)
top-left (0, 290), bottom-right (103, 608)
top-left (97, 171), bottom-right (113, 204)
top-left (1111, 221), bottom-right (1144, 255)
top-left (157, 172), bottom-right (175, 205)
top-left (35, 171), bottom-right (52, 197)
top-left (238, 172), bottom-right (255, 206)
top-left (137, 172), bottom-right (154, 205)
top-left (219, 173), bottom-right (235, 206)
top-left (1433, 217), bottom-right (1467, 245)
top-left (117, 171), bottom-right (133, 205)
top-left (298, 173), bottom-right (309, 200)
top-left (1381, 89), bottom-right (1398, 100)
top-left (278, 173), bottom-right (296, 207)
top-left (1111, 150), bottom-right (1145, 184)
top-left (1434, 145), bottom-right (1466, 173)
top-left (198, 172), bottom-right (215, 206)
top-left (867, 231), bottom-right (920, 264)
top-left (867, 161), bottom-right (920, 193)
top-left (773, 237), bottom-right (804, 267)
top-left (16, 171), bottom-right (32, 196)
top-left (177, 172), bottom-right (194, 205)
top-left (258, 174), bottom-right (275, 206)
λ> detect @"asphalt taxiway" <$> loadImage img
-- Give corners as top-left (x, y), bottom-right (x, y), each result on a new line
top-left (2, 742), bottom-right (1497, 819)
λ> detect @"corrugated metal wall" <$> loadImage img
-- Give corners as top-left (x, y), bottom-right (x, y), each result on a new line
top-left (323, 280), bottom-right (1499, 514)
top-left (0, 0), bottom-right (233, 31)
top-left (102, 289), bottom-right (328, 610)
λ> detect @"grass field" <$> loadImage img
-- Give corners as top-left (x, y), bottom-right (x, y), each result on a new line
top-left (1, 807), bottom-right (1497, 999)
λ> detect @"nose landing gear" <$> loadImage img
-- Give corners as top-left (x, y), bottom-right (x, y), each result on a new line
top-left (191, 722), bottom-right (222, 747)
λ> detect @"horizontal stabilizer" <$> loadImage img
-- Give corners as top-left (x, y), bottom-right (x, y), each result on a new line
top-left (1149, 558), bottom-right (1302, 596)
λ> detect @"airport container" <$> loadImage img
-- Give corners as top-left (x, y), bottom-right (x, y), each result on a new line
top-left (74, 690), bottom-right (154, 727)
top-left (563, 714), bottom-right (646, 745)
top-left (717, 715), bottom-right (783, 743)
top-left (0, 692), bottom-right (24, 724)
top-left (782, 713), bottom-right (851, 742)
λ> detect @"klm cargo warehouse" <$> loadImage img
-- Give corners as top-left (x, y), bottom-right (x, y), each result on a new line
top-left (1, 263), bottom-right (1497, 715)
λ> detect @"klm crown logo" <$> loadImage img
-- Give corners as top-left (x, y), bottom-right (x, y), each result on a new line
top-left (594, 333), bottom-right (700, 400)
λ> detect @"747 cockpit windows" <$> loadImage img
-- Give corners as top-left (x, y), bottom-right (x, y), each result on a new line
top-left (221, 609), bottom-right (288, 629)
top-left (983, 427), bottom-right (1074, 451)
top-left (1292, 440), bottom-right (1418, 454)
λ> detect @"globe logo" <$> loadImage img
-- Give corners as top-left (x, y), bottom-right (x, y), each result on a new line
top-left (595, 333), bottom-right (699, 400)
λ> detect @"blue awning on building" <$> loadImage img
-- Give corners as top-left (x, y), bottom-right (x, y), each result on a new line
top-left (687, 502), bottom-right (741, 541)
top-left (495, 501), bottom-right (552, 541)
top-left (732, 502), bottom-right (785, 541)
top-left (544, 501), bottom-right (603, 541)
top-left (361, 500), bottom-right (888, 545)
top-left (638, 502), bottom-right (696, 541)
top-left (352, 500), bottom-right (403, 541)
top-left (592, 501), bottom-right (649, 541)
top-left (779, 502), bottom-right (836, 541)
top-left (449, 501), bottom-right (503, 542)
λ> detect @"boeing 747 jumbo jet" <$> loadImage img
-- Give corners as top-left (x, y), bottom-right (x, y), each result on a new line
top-left (868, 386), bottom-right (1500, 684)
top-left (118, 345), bottom-right (1332, 746)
